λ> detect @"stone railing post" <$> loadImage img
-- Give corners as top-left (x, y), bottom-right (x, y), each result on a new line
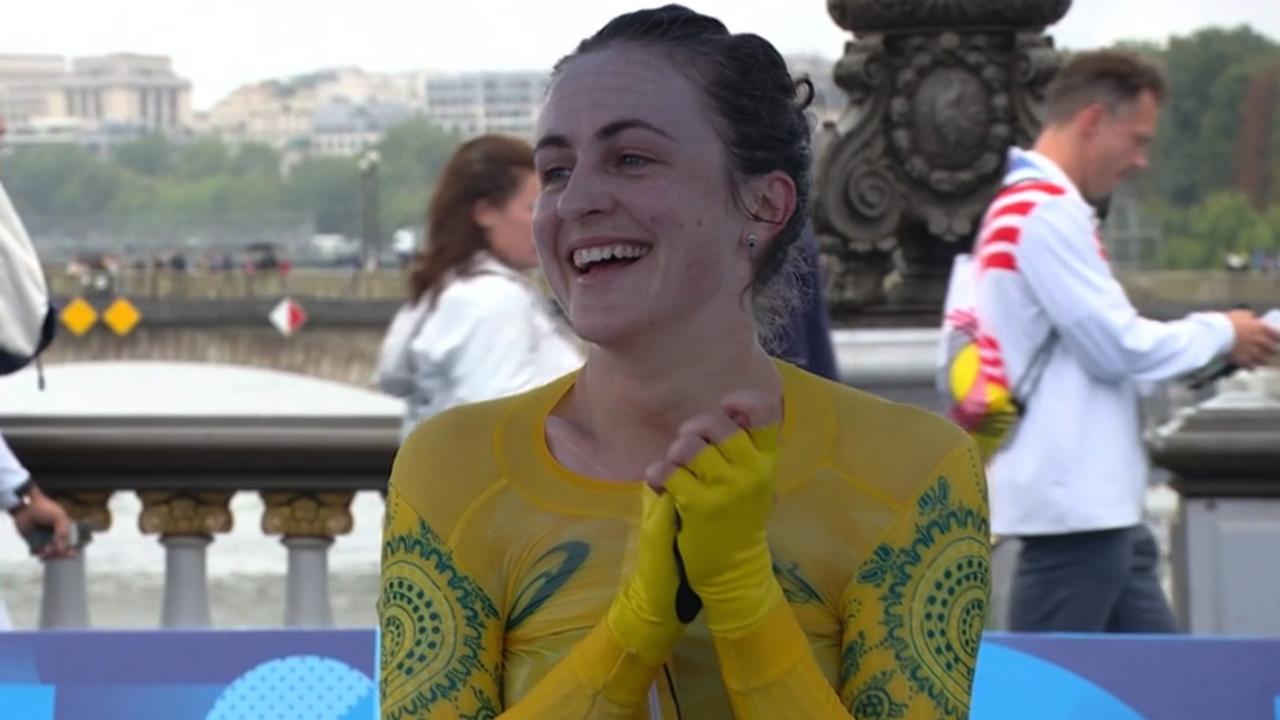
top-left (261, 490), bottom-right (357, 628)
top-left (138, 490), bottom-right (234, 628)
top-left (815, 0), bottom-right (1071, 325)
top-left (1148, 370), bottom-right (1280, 634)
top-left (38, 491), bottom-right (112, 629)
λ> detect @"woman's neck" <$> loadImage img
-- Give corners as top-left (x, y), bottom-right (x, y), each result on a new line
top-left (554, 321), bottom-right (782, 480)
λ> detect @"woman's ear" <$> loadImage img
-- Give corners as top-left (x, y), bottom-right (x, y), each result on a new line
top-left (473, 199), bottom-right (498, 230)
top-left (746, 171), bottom-right (797, 244)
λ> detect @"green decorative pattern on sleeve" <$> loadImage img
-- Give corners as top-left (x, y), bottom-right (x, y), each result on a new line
top-left (855, 476), bottom-right (989, 718)
top-left (849, 670), bottom-right (908, 719)
top-left (460, 687), bottom-right (501, 720)
top-left (506, 540), bottom-right (590, 632)
top-left (380, 520), bottom-right (501, 720)
top-left (773, 559), bottom-right (824, 605)
top-left (840, 629), bottom-right (868, 702)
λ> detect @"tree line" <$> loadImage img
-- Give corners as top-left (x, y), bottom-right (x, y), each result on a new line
top-left (1119, 25), bottom-right (1280, 269)
top-left (0, 118), bottom-right (460, 262)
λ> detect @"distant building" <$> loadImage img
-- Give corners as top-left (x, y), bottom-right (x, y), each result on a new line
top-left (205, 80), bottom-right (312, 149)
top-left (0, 52), bottom-right (192, 147)
top-left (424, 71), bottom-right (548, 140)
top-left (48, 54), bottom-right (192, 131)
top-left (310, 99), bottom-right (416, 157)
top-left (204, 68), bottom-right (549, 148)
top-left (0, 54), bottom-right (66, 123)
top-left (206, 68), bottom-right (424, 151)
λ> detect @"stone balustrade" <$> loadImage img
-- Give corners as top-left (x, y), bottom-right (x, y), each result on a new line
top-left (2, 412), bottom-right (397, 630)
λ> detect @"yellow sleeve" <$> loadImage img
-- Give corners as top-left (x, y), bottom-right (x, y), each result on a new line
top-left (838, 440), bottom-right (990, 719)
top-left (706, 440), bottom-right (989, 719)
top-left (380, 483), bottom-right (663, 719)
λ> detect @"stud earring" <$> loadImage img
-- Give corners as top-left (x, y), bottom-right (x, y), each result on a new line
top-left (745, 234), bottom-right (758, 255)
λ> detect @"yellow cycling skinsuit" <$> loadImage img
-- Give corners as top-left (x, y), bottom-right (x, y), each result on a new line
top-left (380, 361), bottom-right (990, 719)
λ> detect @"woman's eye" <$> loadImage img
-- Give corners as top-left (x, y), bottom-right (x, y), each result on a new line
top-left (540, 166), bottom-right (571, 186)
top-left (618, 153), bottom-right (651, 168)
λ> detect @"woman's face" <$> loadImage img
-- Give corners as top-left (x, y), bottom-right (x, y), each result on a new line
top-left (532, 46), bottom-right (755, 348)
top-left (481, 170), bottom-right (541, 271)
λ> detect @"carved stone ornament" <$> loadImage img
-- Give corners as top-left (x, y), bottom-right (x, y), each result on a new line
top-left (828, 0), bottom-right (1071, 34)
top-left (49, 491), bottom-right (113, 532)
top-left (138, 491), bottom-right (234, 536)
top-left (261, 491), bottom-right (355, 538)
top-left (814, 0), bottom-right (1069, 322)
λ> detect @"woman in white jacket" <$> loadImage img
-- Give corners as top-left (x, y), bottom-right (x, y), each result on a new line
top-left (376, 135), bottom-right (582, 439)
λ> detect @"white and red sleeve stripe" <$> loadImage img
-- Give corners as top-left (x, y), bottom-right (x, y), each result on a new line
top-left (975, 181), bottom-right (1067, 274)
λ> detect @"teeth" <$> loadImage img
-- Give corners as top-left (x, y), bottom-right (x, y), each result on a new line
top-left (572, 243), bottom-right (650, 270)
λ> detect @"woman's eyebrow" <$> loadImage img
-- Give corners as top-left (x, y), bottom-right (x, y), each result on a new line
top-left (535, 118), bottom-right (675, 152)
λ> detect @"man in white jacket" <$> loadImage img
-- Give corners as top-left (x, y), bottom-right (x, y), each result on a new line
top-left (976, 51), bottom-right (1280, 632)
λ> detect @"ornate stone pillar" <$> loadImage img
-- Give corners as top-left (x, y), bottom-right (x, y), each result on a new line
top-left (815, 0), bottom-right (1071, 325)
top-left (261, 491), bottom-right (356, 628)
top-left (138, 491), bottom-right (234, 628)
top-left (39, 491), bottom-right (112, 629)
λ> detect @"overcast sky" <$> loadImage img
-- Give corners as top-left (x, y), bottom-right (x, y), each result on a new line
top-left (4, 0), bottom-right (1277, 109)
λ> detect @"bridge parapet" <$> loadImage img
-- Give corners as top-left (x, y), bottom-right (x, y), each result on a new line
top-left (0, 362), bottom-right (399, 629)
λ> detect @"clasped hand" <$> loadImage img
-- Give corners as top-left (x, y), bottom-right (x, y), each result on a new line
top-left (607, 390), bottom-right (783, 662)
top-left (645, 390), bottom-right (783, 635)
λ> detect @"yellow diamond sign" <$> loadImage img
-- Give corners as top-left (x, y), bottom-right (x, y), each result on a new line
top-left (60, 297), bottom-right (98, 337)
top-left (103, 298), bottom-right (141, 336)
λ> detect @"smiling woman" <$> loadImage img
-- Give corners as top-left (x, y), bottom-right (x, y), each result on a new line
top-left (378, 5), bottom-right (990, 720)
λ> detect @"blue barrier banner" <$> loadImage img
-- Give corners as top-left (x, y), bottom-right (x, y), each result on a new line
top-left (0, 630), bottom-right (377, 720)
top-left (2, 630), bottom-right (1279, 719)
top-left (975, 633), bottom-right (1280, 720)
